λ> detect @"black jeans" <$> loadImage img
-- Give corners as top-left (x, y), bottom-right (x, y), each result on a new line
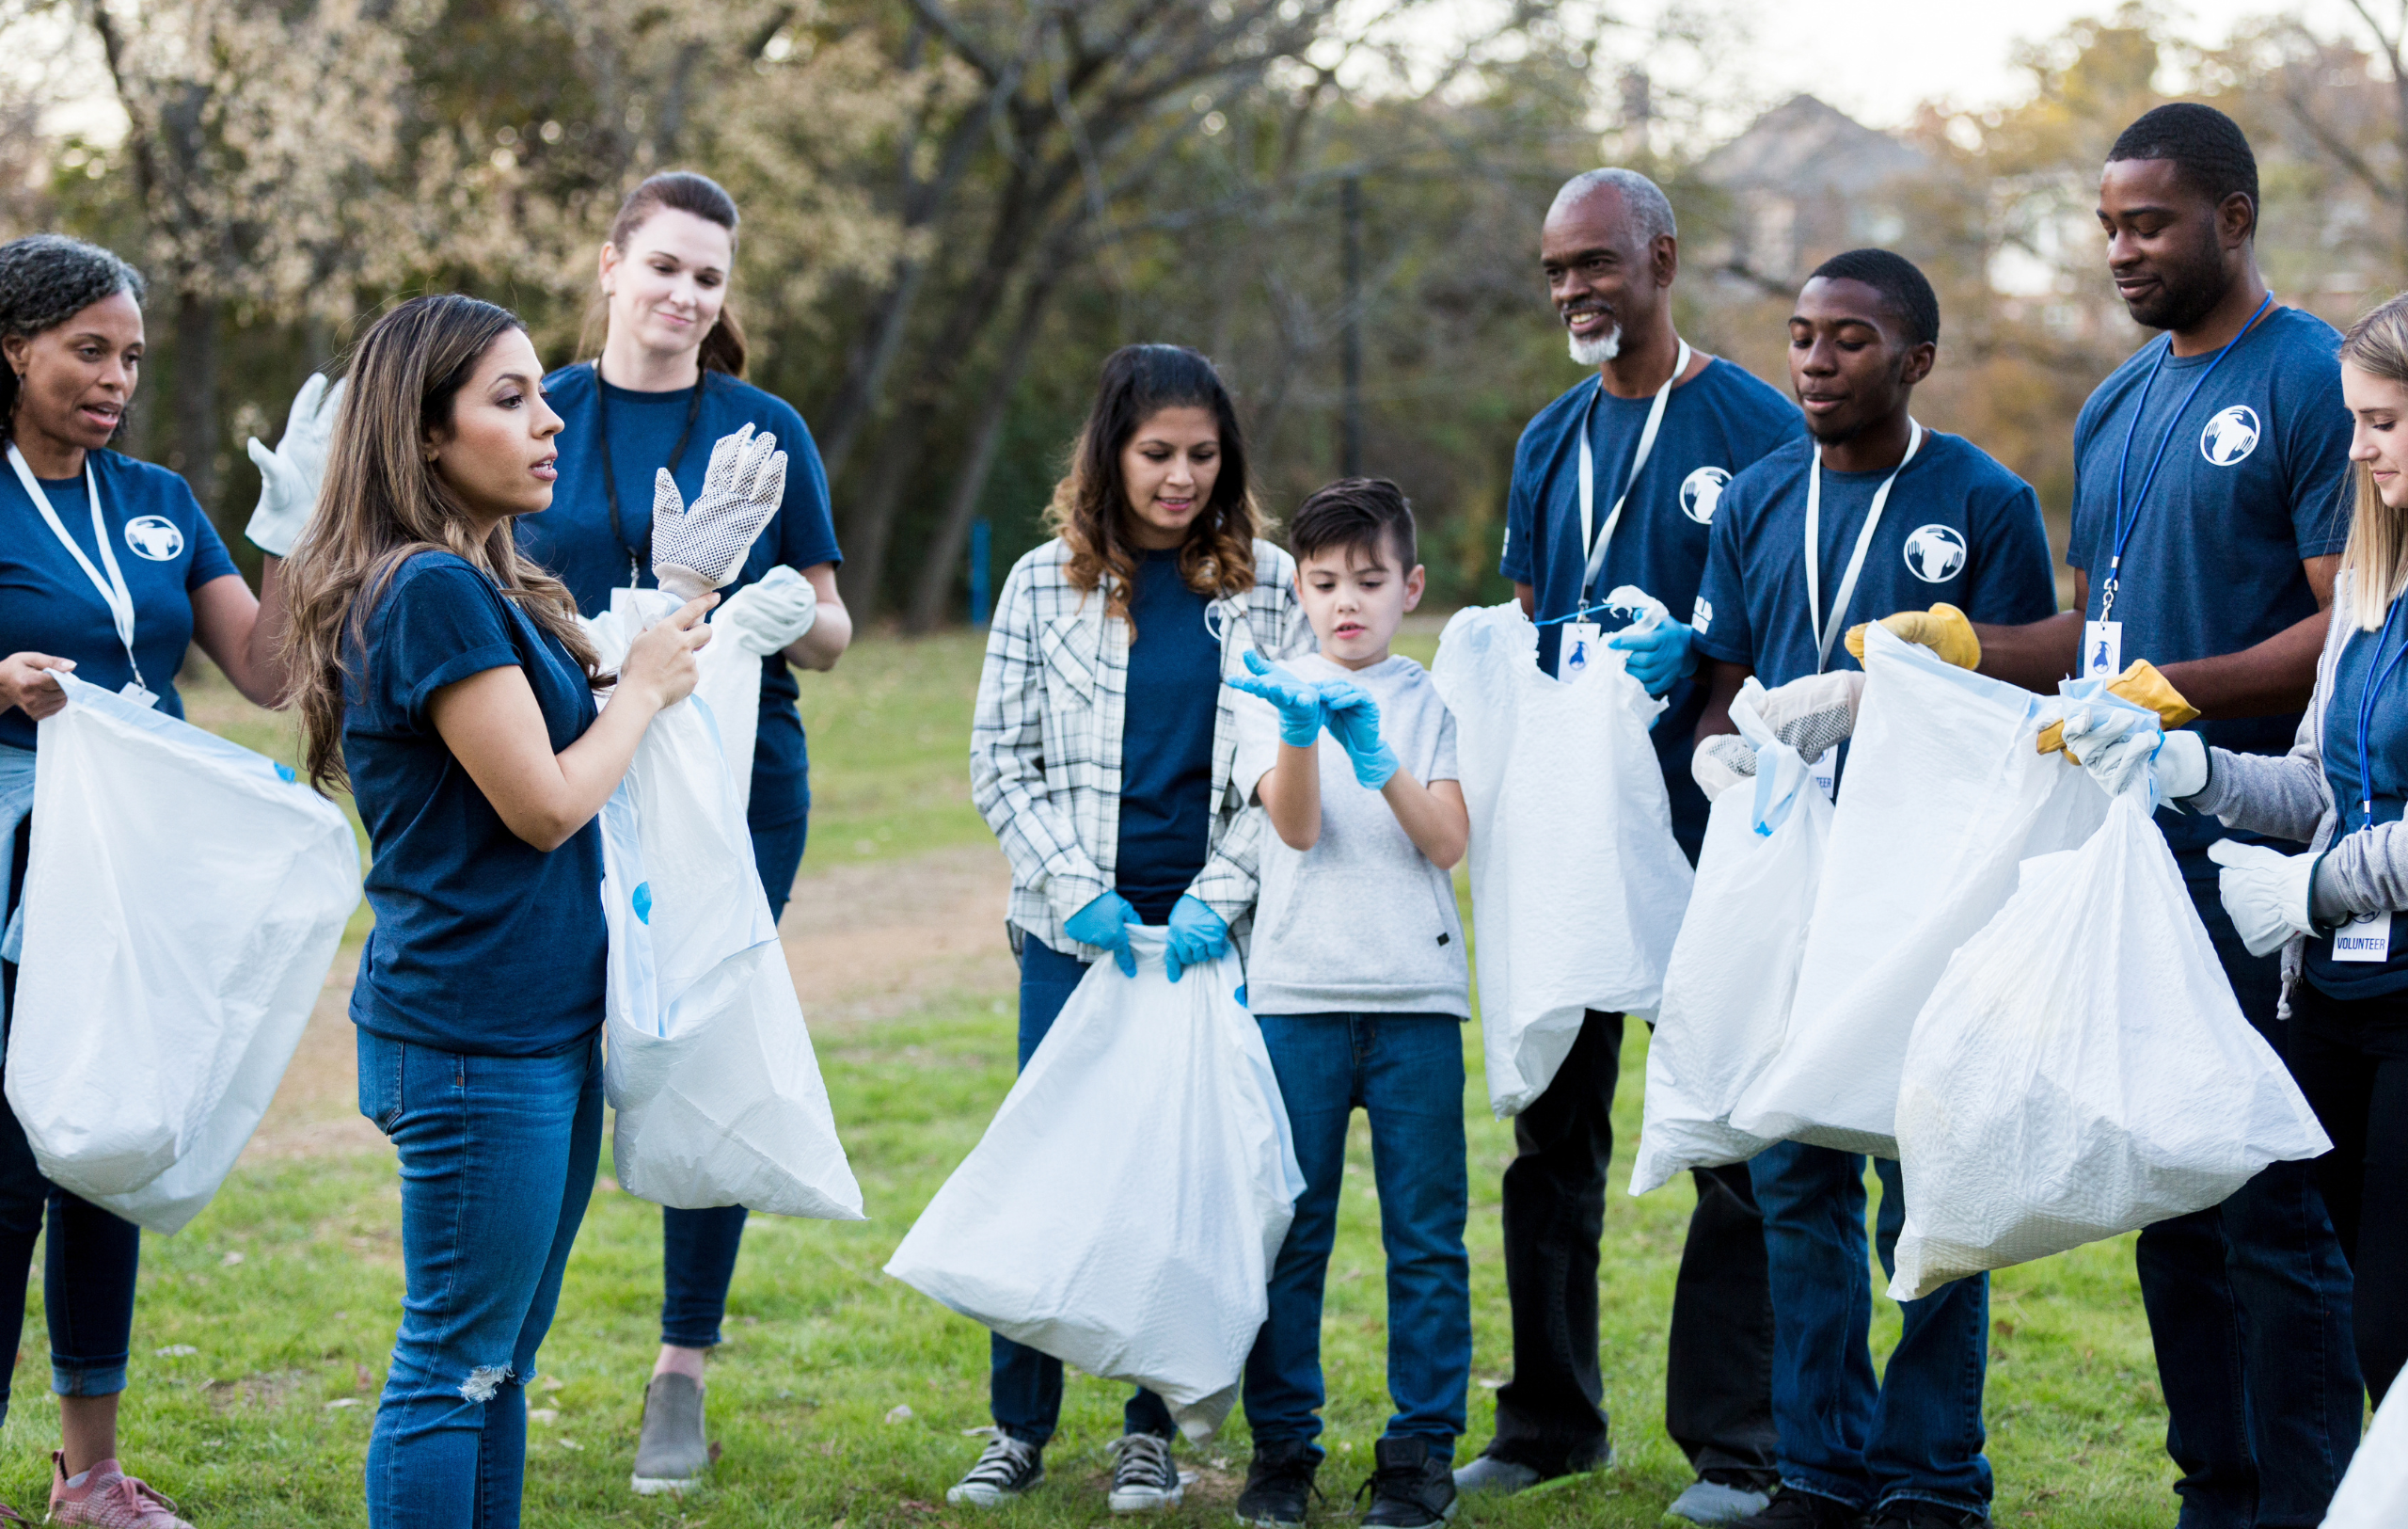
top-left (2288, 978), bottom-right (2408, 1405)
top-left (1482, 1010), bottom-right (1777, 1481)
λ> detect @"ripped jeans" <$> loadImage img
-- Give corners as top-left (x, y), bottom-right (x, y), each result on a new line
top-left (358, 1027), bottom-right (604, 1529)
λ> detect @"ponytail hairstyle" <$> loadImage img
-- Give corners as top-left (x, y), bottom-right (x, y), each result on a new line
top-left (579, 170), bottom-right (747, 377)
top-left (281, 295), bottom-right (603, 792)
top-left (0, 234), bottom-right (145, 443)
top-left (2338, 291), bottom-right (2408, 631)
top-left (1044, 344), bottom-right (1261, 631)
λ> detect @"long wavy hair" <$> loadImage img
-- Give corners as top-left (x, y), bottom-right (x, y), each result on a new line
top-left (281, 295), bottom-right (602, 792)
top-left (2341, 291), bottom-right (2408, 631)
top-left (578, 170), bottom-right (748, 377)
top-left (1044, 344), bottom-right (1260, 631)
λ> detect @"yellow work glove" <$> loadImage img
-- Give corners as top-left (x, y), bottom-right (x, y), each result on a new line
top-left (1844, 603), bottom-right (1981, 671)
top-left (2036, 660), bottom-right (2201, 757)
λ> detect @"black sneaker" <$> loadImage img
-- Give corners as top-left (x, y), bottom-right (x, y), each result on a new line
top-left (1106, 1432), bottom-right (1184, 1513)
top-left (1358, 1438), bottom-right (1458, 1529)
top-left (1733, 1488), bottom-right (1864, 1529)
top-left (1235, 1439), bottom-right (1320, 1528)
top-left (1865, 1502), bottom-right (1988, 1529)
top-left (947, 1436), bottom-right (1045, 1507)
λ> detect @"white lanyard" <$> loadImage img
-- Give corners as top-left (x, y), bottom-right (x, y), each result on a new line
top-left (1576, 338), bottom-right (1691, 601)
top-left (1803, 418), bottom-right (1923, 673)
top-left (7, 442), bottom-right (146, 693)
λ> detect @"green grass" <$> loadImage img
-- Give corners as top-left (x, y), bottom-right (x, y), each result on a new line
top-left (4, 632), bottom-right (2188, 1524)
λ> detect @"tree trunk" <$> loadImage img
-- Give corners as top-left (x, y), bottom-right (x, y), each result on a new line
top-left (172, 291), bottom-right (220, 514)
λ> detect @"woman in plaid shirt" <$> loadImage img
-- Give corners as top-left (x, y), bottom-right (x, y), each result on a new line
top-left (958, 344), bottom-right (1311, 1511)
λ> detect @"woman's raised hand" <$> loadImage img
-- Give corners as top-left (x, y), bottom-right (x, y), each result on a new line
top-left (0, 653), bottom-right (73, 720)
top-left (617, 597), bottom-right (716, 712)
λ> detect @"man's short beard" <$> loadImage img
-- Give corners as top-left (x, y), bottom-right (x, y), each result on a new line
top-left (1567, 324), bottom-right (1622, 366)
top-left (2124, 232), bottom-right (2230, 332)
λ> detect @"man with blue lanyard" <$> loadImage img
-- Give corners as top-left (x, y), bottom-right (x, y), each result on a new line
top-left (1689, 250), bottom-right (2056, 1529)
top-left (1911, 104), bottom-right (2361, 1528)
top-left (1461, 167), bottom-right (1801, 1529)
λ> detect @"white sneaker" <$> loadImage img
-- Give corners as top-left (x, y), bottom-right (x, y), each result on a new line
top-left (1107, 1433), bottom-right (1184, 1513)
top-left (1664, 1478), bottom-right (1774, 1525)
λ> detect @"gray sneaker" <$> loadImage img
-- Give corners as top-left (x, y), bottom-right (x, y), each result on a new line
top-left (630, 1373), bottom-right (711, 1494)
top-left (1451, 1456), bottom-right (1542, 1496)
top-left (1665, 1478), bottom-right (1775, 1525)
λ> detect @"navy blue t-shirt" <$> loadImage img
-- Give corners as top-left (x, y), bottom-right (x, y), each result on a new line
top-left (1501, 358), bottom-right (1801, 859)
top-left (1116, 549), bottom-right (1221, 922)
top-left (513, 365), bottom-right (843, 830)
top-left (0, 450), bottom-right (238, 749)
top-left (1693, 429), bottom-right (2058, 689)
top-left (343, 552), bottom-right (607, 1056)
top-left (2306, 607), bottom-right (2408, 997)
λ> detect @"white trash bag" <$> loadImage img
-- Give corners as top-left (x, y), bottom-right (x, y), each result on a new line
top-left (591, 587), bottom-right (763, 812)
top-left (1731, 625), bottom-right (2108, 1157)
top-left (1432, 594), bottom-right (1693, 1118)
top-left (1631, 682), bottom-right (1830, 1195)
top-left (1886, 777), bottom-right (2330, 1300)
top-left (2323, 1372), bottom-right (2408, 1528)
top-left (884, 932), bottom-right (1303, 1439)
top-left (594, 602), bottom-right (862, 1221)
top-left (7, 674), bottom-right (361, 1233)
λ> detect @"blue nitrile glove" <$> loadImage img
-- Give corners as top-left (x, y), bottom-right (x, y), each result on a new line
top-left (1225, 649), bottom-right (1326, 747)
top-left (1319, 679), bottom-right (1398, 788)
top-left (1064, 890), bottom-right (1141, 977)
top-left (1607, 616), bottom-right (1697, 697)
top-left (1164, 894), bottom-right (1229, 984)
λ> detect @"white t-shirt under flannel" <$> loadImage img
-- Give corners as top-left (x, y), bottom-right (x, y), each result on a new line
top-left (1232, 652), bottom-right (1470, 1017)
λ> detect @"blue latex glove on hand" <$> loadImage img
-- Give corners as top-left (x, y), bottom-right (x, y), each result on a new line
top-left (1607, 616), bottom-right (1697, 697)
top-left (1225, 649), bottom-right (1326, 747)
top-left (1063, 890), bottom-right (1141, 977)
top-left (1164, 895), bottom-right (1229, 984)
top-left (1319, 680), bottom-right (1399, 788)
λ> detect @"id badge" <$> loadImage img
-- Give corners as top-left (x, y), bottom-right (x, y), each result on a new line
top-left (2334, 909), bottom-right (2394, 964)
top-left (2082, 619), bottom-right (2123, 679)
top-left (119, 680), bottom-right (157, 709)
top-left (1810, 755), bottom-right (1838, 802)
top-left (1559, 621), bottom-right (1604, 679)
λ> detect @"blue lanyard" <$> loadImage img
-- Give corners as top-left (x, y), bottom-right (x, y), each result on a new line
top-left (2353, 594), bottom-right (2408, 830)
top-left (2097, 292), bottom-right (2273, 625)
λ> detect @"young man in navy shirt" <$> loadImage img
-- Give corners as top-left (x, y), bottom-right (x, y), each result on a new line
top-left (1690, 250), bottom-right (2056, 1529)
top-left (1462, 167), bottom-right (1800, 1529)
top-left (1925, 104), bottom-right (2362, 1528)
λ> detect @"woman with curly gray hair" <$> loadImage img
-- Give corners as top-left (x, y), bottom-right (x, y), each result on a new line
top-left (0, 232), bottom-right (288, 1528)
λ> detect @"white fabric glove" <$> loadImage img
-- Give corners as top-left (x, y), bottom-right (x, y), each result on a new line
top-left (2154, 728), bottom-right (2210, 801)
top-left (2207, 839), bottom-right (2318, 957)
top-left (244, 373), bottom-right (343, 557)
top-left (1755, 669), bottom-right (1865, 763)
top-left (712, 565), bottom-right (818, 657)
top-left (652, 423), bottom-right (787, 600)
top-left (2055, 699), bottom-right (2161, 799)
top-left (1691, 733), bottom-right (1759, 803)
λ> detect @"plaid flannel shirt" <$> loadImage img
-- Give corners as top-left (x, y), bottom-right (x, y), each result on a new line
top-left (971, 535), bottom-right (1311, 962)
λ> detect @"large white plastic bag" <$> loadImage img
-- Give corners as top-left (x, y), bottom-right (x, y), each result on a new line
top-left (1886, 786), bottom-right (2329, 1299)
top-left (2324, 1374), bottom-right (2408, 1528)
top-left (1730, 626), bottom-right (2108, 1157)
top-left (590, 588), bottom-right (763, 814)
top-left (6, 674), bottom-right (360, 1232)
top-left (883, 932), bottom-right (1304, 1438)
top-left (1431, 598), bottom-right (1694, 1118)
top-left (1631, 684), bottom-right (1830, 1194)
top-left (594, 607), bottom-right (862, 1221)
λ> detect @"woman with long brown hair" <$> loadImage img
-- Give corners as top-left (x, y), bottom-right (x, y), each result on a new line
top-left (278, 293), bottom-right (723, 1527)
top-left (962, 342), bottom-right (1309, 1510)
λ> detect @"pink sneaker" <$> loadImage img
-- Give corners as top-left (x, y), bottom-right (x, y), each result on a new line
top-left (46, 1454), bottom-right (189, 1527)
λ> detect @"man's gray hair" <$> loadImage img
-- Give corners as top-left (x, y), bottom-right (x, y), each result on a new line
top-left (1549, 167), bottom-right (1676, 246)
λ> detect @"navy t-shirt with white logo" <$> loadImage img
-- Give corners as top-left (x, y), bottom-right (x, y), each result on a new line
top-left (1115, 549), bottom-right (1221, 923)
top-left (1501, 358), bottom-right (1801, 856)
top-left (342, 551), bottom-right (607, 1056)
top-left (0, 450), bottom-right (238, 750)
top-left (1692, 429), bottom-right (2058, 689)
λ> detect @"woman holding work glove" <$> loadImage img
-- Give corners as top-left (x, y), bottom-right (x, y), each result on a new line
top-left (504, 171), bottom-right (850, 1491)
top-left (2068, 292), bottom-right (2408, 1407)
top-left (964, 344), bottom-right (1308, 1510)
top-left (280, 295), bottom-right (723, 1527)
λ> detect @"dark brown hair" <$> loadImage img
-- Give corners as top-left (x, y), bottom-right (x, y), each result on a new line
top-left (579, 170), bottom-right (747, 376)
top-left (1043, 344), bottom-right (1260, 629)
top-left (1291, 477), bottom-right (1417, 568)
top-left (281, 295), bottom-right (603, 791)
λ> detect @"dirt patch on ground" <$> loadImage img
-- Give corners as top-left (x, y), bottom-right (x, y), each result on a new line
top-left (240, 843), bottom-right (1017, 1162)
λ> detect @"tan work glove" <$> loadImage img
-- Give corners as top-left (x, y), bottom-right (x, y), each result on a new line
top-left (1845, 603), bottom-right (1980, 671)
top-left (2036, 660), bottom-right (2199, 757)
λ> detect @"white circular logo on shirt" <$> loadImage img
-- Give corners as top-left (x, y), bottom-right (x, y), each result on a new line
top-left (2200, 406), bottom-right (2260, 467)
top-left (1678, 466), bottom-right (1732, 525)
top-left (122, 516), bottom-right (182, 561)
top-left (1903, 524), bottom-right (1967, 584)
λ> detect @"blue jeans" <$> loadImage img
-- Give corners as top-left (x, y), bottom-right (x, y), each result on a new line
top-left (2133, 864), bottom-right (2361, 1529)
top-left (989, 936), bottom-right (1176, 1444)
top-left (1749, 1143), bottom-right (1989, 1514)
top-left (359, 1029), bottom-right (605, 1529)
top-left (1241, 1011), bottom-right (1469, 1456)
top-left (658, 814), bottom-right (808, 1348)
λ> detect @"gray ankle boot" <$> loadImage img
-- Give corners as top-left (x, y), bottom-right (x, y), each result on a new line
top-left (631, 1373), bottom-right (712, 1494)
